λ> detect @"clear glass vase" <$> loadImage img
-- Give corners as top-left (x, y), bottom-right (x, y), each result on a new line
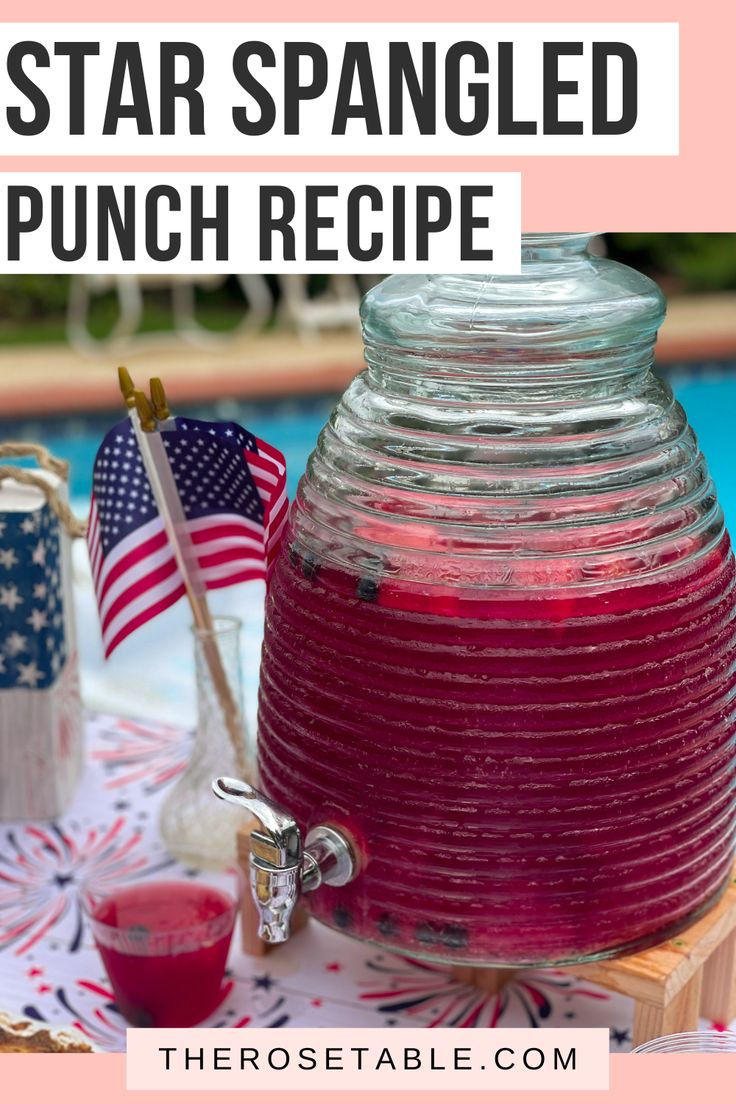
top-left (159, 616), bottom-right (252, 869)
top-left (258, 234), bottom-right (736, 966)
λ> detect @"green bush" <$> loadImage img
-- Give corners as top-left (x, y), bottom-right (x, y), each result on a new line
top-left (0, 275), bottom-right (70, 321)
top-left (0, 244), bottom-right (733, 335)
top-left (607, 234), bottom-right (736, 291)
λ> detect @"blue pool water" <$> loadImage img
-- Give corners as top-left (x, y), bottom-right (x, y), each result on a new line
top-left (2, 392), bottom-right (338, 506)
top-left (2, 365), bottom-right (734, 731)
top-left (0, 392), bottom-right (342, 729)
top-left (673, 370), bottom-right (736, 529)
top-left (2, 367), bottom-right (735, 527)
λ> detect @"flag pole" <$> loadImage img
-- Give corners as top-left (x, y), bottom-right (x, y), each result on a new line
top-left (117, 373), bottom-right (251, 781)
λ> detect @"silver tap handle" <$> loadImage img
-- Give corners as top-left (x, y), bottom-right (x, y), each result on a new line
top-left (212, 776), bottom-right (300, 865)
top-left (251, 863), bottom-right (302, 944)
top-left (212, 776), bottom-right (357, 945)
top-left (212, 776), bottom-right (302, 942)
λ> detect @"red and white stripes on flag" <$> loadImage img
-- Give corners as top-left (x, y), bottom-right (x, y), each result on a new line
top-left (249, 437), bottom-right (289, 571)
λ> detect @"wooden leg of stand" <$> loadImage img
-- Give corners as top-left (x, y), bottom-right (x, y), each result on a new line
top-left (452, 966), bottom-right (518, 995)
top-left (632, 971), bottom-right (703, 1049)
top-left (701, 931), bottom-right (736, 1025)
top-left (237, 822), bottom-right (267, 956)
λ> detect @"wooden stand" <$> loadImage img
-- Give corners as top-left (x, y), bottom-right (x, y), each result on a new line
top-left (448, 873), bottom-right (736, 1048)
top-left (237, 820), bottom-right (736, 1045)
top-left (451, 966), bottom-right (519, 995)
top-left (568, 872), bottom-right (736, 1046)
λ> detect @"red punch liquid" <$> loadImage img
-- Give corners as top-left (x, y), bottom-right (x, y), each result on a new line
top-left (259, 535), bottom-right (736, 965)
top-left (91, 881), bottom-right (235, 1027)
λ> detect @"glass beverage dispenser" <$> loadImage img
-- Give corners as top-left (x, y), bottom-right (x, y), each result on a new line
top-left (216, 235), bottom-right (736, 966)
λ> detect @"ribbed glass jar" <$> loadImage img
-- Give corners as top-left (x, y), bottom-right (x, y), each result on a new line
top-left (258, 235), bottom-right (736, 966)
top-left (633, 1032), bottom-right (736, 1053)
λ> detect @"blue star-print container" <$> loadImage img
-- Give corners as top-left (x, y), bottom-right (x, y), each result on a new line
top-left (0, 448), bottom-right (84, 820)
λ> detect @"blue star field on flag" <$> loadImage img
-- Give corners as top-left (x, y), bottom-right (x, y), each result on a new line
top-left (92, 417), bottom-right (265, 556)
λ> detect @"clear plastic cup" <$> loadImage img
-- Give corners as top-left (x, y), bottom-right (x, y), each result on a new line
top-left (83, 873), bottom-right (240, 1027)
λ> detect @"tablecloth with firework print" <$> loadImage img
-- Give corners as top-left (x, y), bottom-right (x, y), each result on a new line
top-left (0, 713), bottom-right (733, 1052)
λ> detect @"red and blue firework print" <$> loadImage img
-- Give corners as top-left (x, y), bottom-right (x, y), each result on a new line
top-left (0, 817), bottom-right (174, 956)
top-left (1, 713), bottom-right (729, 1051)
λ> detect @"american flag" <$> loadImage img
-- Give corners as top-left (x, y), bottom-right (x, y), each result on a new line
top-left (87, 416), bottom-right (287, 657)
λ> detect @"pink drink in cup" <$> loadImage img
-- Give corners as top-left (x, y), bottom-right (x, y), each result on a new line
top-left (86, 880), bottom-right (237, 1027)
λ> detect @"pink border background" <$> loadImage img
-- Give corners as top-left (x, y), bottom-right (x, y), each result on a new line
top-left (3, 1053), bottom-right (736, 1101)
top-left (0, 2), bottom-right (733, 229)
top-left (1, 3), bottom-right (734, 1096)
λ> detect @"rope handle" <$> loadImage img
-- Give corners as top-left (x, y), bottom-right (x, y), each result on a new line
top-left (0, 443), bottom-right (87, 539)
top-left (0, 442), bottom-right (70, 479)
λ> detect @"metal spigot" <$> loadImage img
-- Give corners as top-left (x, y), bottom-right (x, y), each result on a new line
top-left (212, 777), bottom-right (356, 944)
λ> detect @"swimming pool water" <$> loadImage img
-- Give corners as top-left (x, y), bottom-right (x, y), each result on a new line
top-left (2, 371), bottom-right (734, 527)
top-left (0, 392), bottom-right (342, 730)
top-left (675, 371), bottom-right (736, 529)
top-left (1, 367), bottom-right (733, 732)
top-left (1, 392), bottom-right (339, 505)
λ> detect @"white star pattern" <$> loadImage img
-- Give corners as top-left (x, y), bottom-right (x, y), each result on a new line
top-left (27, 609), bottom-right (48, 632)
top-left (0, 505), bottom-right (67, 692)
top-left (93, 419), bottom-right (264, 555)
top-left (16, 660), bottom-right (42, 687)
top-left (5, 631), bottom-right (28, 656)
top-left (0, 585), bottom-right (23, 611)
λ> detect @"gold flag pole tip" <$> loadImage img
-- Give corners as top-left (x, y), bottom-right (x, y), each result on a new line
top-left (118, 366), bottom-right (136, 408)
top-left (133, 389), bottom-right (157, 433)
top-left (150, 377), bottom-right (172, 421)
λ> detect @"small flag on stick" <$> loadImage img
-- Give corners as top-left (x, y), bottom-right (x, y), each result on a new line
top-left (87, 374), bottom-right (288, 780)
top-left (87, 379), bottom-right (287, 659)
